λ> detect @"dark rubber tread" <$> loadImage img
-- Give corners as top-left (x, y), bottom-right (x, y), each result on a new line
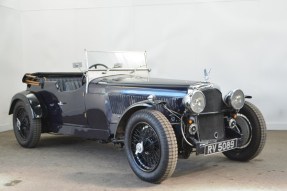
top-left (125, 109), bottom-right (178, 183)
top-left (224, 101), bottom-right (266, 161)
top-left (13, 101), bottom-right (42, 148)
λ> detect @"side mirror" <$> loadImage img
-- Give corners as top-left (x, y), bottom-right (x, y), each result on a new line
top-left (73, 62), bottom-right (82, 69)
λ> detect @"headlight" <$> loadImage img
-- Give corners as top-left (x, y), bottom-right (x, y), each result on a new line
top-left (182, 90), bottom-right (206, 113)
top-left (224, 89), bottom-right (245, 110)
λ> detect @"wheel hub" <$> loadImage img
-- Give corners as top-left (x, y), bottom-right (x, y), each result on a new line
top-left (16, 118), bottom-right (21, 130)
top-left (135, 141), bottom-right (143, 155)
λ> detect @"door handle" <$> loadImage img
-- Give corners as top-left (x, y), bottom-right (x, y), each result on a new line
top-left (58, 101), bottom-right (66, 106)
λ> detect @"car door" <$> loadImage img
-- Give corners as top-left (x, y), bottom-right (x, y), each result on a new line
top-left (56, 85), bottom-right (87, 126)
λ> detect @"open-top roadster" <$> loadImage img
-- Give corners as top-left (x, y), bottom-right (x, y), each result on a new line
top-left (9, 51), bottom-right (266, 183)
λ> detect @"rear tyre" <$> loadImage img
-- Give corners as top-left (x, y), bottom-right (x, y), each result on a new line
top-left (223, 101), bottom-right (266, 161)
top-left (125, 109), bottom-right (178, 183)
top-left (13, 101), bottom-right (41, 148)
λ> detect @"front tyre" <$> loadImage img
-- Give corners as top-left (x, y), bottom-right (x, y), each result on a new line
top-left (224, 101), bottom-right (266, 161)
top-left (125, 110), bottom-right (178, 183)
top-left (13, 101), bottom-right (42, 148)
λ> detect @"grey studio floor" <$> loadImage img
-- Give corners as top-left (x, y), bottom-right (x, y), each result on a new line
top-left (0, 130), bottom-right (286, 191)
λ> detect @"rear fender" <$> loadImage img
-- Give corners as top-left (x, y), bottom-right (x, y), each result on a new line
top-left (9, 91), bottom-right (43, 119)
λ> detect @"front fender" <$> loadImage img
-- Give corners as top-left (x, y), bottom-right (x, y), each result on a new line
top-left (114, 100), bottom-right (165, 139)
top-left (9, 91), bottom-right (43, 119)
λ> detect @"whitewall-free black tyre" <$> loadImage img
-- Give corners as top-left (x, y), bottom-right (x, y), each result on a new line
top-left (124, 109), bottom-right (178, 183)
top-left (13, 101), bottom-right (42, 148)
top-left (224, 101), bottom-right (266, 161)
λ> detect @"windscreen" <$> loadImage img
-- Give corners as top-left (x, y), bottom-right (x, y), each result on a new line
top-left (86, 51), bottom-right (147, 69)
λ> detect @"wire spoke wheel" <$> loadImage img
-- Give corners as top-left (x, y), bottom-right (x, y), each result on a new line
top-left (125, 109), bottom-right (178, 183)
top-left (13, 101), bottom-right (42, 148)
top-left (131, 122), bottom-right (160, 172)
top-left (15, 107), bottom-right (31, 140)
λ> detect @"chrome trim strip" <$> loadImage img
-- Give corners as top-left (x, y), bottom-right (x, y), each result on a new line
top-left (198, 111), bottom-right (224, 115)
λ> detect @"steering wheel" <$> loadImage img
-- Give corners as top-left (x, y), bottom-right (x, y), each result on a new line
top-left (89, 63), bottom-right (109, 70)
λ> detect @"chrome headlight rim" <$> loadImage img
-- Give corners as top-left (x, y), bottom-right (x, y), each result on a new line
top-left (225, 89), bottom-right (245, 110)
top-left (182, 90), bottom-right (206, 114)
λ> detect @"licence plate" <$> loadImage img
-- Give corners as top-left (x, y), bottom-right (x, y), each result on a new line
top-left (204, 139), bottom-right (238, 155)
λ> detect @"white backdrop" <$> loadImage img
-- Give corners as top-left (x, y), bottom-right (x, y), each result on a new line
top-left (0, 3), bottom-right (22, 131)
top-left (1, 0), bottom-right (286, 131)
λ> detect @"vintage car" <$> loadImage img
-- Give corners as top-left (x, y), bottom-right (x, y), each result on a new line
top-left (9, 51), bottom-right (266, 183)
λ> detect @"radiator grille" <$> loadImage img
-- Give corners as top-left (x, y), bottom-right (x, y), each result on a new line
top-left (202, 89), bottom-right (223, 113)
top-left (198, 89), bottom-right (225, 141)
top-left (198, 113), bottom-right (225, 141)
